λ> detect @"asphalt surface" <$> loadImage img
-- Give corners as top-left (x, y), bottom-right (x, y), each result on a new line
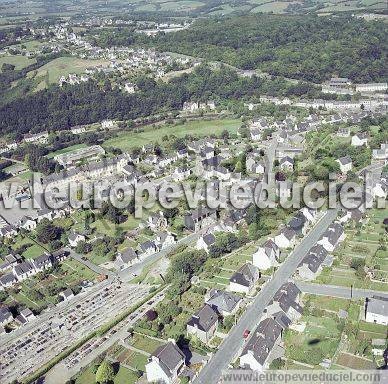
top-left (193, 209), bottom-right (338, 384)
top-left (296, 281), bottom-right (388, 300)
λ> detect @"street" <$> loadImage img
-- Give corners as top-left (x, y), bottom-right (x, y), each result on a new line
top-left (295, 281), bottom-right (388, 300)
top-left (194, 208), bottom-right (338, 384)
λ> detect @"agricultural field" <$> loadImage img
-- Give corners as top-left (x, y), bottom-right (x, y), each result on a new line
top-left (103, 118), bottom-right (242, 152)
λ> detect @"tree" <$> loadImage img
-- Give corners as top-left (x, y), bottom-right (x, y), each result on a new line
top-left (36, 219), bottom-right (63, 244)
top-left (95, 361), bottom-right (115, 383)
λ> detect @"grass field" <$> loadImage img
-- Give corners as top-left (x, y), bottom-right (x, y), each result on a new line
top-left (129, 333), bottom-right (165, 354)
top-left (26, 56), bottom-right (110, 87)
top-left (103, 118), bottom-right (241, 152)
top-left (75, 364), bottom-right (138, 384)
top-left (46, 143), bottom-right (88, 159)
top-left (0, 55), bottom-right (36, 71)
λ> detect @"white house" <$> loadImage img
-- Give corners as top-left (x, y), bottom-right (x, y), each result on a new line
top-left (196, 233), bottom-right (216, 253)
top-left (187, 304), bottom-right (218, 344)
top-left (68, 232), bottom-right (86, 248)
top-left (205, 289), bottom-right (242, 317)
top-left (274, 228), bottom-right (296, 249)
top-left (59, 288), bottom-right (74, 301)
top-left (145, 341), bottom-right (186, 384)
top-left (229, 263), bottom-right (259, 294)
top-left (155, 232), bottom-right (176, 250)
top-left (252, 239), bottom-right (279, 270)
top-left (336, 156), bottom-right (352, 174)
top-left (351, 132), bottom-right (368, 147)
top-left (365, 296), bottom-right (388, 325)
top-left (139, 240), bottom-right (157, 257)
top-left (18, 216), bottom-right (36, 231)
top-left (317, 222), bottom-right (345, 252)
top-left (279, 156), bottom-right (294, 172)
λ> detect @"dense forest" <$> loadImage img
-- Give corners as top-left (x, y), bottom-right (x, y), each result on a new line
top-left (101, 14), bottom-right (388, 83)
top-left (0, 65), bottom-right (318, 136)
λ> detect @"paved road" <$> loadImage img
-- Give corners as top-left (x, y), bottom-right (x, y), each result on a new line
top-left (194, 209), bottom-right (338, 384)
top-left (118, 225), bottom-right (214, 282)
top-left (68, 248), bottom-right (116, 279)
top-left (296, 281), bottom-right (388, 300)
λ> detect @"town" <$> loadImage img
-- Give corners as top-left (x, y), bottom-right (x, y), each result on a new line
top-left (0, 6), bottom-right (387, 384)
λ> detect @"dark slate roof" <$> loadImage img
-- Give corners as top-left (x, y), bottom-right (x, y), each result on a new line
top-left (0, 307), bottom-right (13, 323)
top-left (272, 282), bottom-right (303, 314)
top-left (230, 263), bottom-right (258, 288)
top-left (140, 240), bottom-right (156, 252)
top-left (187, 304), bottom-right (218, 332)
top-left (337, 156), bottom-right (352, 165)
top-left (202, 233), bottom-right (216, 246)
top-left (206, 289), bottom-right (241, 314)
top-left (152, 342), bottom-right (185, 378)
top-left (241, 318), bottom-right (283, 365)
top-left (14, 261), bottom-right (34, 275)
top-left (322, 222), bottom-right (344, 246)
top-left (119, 247), bottom-right (138, 263)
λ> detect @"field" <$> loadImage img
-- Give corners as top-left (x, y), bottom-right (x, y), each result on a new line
top-left (103, 118), bottom-right (241, 152)
top-left (251, 1), bottom-right (301, 13)
top-left (46, 143), bottom-right (88, 159)
top-left (75, 364), bottom-right (138, 384)
top-left (0, 55), bottom-right (36, 71)
top-left (26, 56), bottom-right (110, 87)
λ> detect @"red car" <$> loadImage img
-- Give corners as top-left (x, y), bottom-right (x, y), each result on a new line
top-left (243, 329), bottom-right (250, 339)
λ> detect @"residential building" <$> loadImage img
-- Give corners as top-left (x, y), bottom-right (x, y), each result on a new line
top-left (205, 289), bottom-right (242, 317)
top-left (68, 232), bottom-right (86, 248)
top-left (184, 207), bottom-right (217, 231)
top-left (336, 156), bottom-right (352, 174)
top-left (274, 228), bottom-right (296, 249)
top-left (196, 233), bottom-right (216, 253)
top-left (187, 304), bottom-right (218, 344)
top-left (318, 222), bottom-right (345, 252)
top-left (297, 244), bottom-right (328, 280)
top-left (365, 296), bottom-right (388, 325)
top-left (229, 263), bottom-right (260, 294)
top-left (252, 239), bottom-right (280, 270)
top-left (351, 132), bottom-right (368, 147)
top-left (145, 341), bottom-right (186, 384)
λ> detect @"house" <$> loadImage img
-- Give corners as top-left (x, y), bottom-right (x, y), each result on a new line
top-left (252, 239), bottom-right (280, 270)
top-left (155, 232), bottom-right (176, 250)
top-left (172, 167), bottom-right (191, 182)
top-left (299, 207), bottom-right (318, 224)
top-left (139, 240), bottom-right (157, 257)
top-left (275, 180), bottom-right (293, 200)
top-left (372, 143), bottom-right (388, 161)
top-left (337, 127), bottom-right (350, 137)
top-left (37, 208), bottom-right (54, 223)
top-left (187, 304), bottom-right (218, 344)
top-left (250, 129), bottom-right (261, 141)
top-left (71, 126), bottom-right (86, 135)
top-left (205, 289), bottom-right (242, 317)
top-left (279, 156), bottom-right (294, 172)
top-left (0, 224), bottom-right (17, 239)
top-left (229, 263), bottom-right (260, 294)
top-left (0, 307), bottom-right (13, 326)
top-left (59, 288), bottom-right (74, 301)
top-left (355, 83), bottom-right (388, 93)
top-left (297, 244), bottom-right (328, 280)
top-left (116, 247), bottom-right (138, 268)
top-left (101, 119), bottom-right (117, 129)
top-left (68, 232), bottom-right (86, 248)
top-left (145, 341), bottom-right (186, 384)
top-left (0, 273), bottom-right (17, 289)
top-left (0, 253), bottom-right (22, 272)
top-left (365, 296), bottom-right (388, 325)
top-left (239, 317), bottom-right (287, 371)
top-left (176, 149), bottom-right (188, 159)
top-left (18, 216), bottom-right (36, 231)
top-left (147, 212), bottom-right (168, 231)
top-left (287, 212), bottom-right (307, 235)
top-left (13, 261), bottom-right (36, 281)
top-left (266, 282), bottom-right (303, 321)
top-left (318, 222), bottom-right (345, 252)
top-left (274, 228), bottom-right (296, 249)
top-left (18, 308), bottom-right (36, 324)
top-left (372, 180), bottom-right (387, 200)
top-left (184, 207), bottom-right (217, 231)
top-left (351, 132), bottom-right (368, 147)
top-left (196, 233), bottom-right (216, 253)
top-left (32, 253), bottom-right (53, 272)
top-left (336, 156), bottom-right (352, 174)
top-left (23, 131), bottom-right (49, 144)
top-left (51, 249), bottom-right (69, 263)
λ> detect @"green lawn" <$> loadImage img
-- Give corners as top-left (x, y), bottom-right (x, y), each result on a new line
top-left (0, 55), bottom-right (36, 71)
top-left (46, 143), bottom-right (88, 159)
top-left (75, 364), bottom-right (138, 384)
top-left (103, 118), bottom-right (241, 152)
top-left (130, 333), bottom-right (165, 354)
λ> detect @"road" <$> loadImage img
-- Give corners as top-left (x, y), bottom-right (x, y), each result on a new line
top-left (296, 281), bottom-right (388, 300)
top-left (68, 248), bottom-right (116, 279)
top-left (194, 208), bottom-right (338, 384)
top-left (118, 224), bottom-right (215, 282)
